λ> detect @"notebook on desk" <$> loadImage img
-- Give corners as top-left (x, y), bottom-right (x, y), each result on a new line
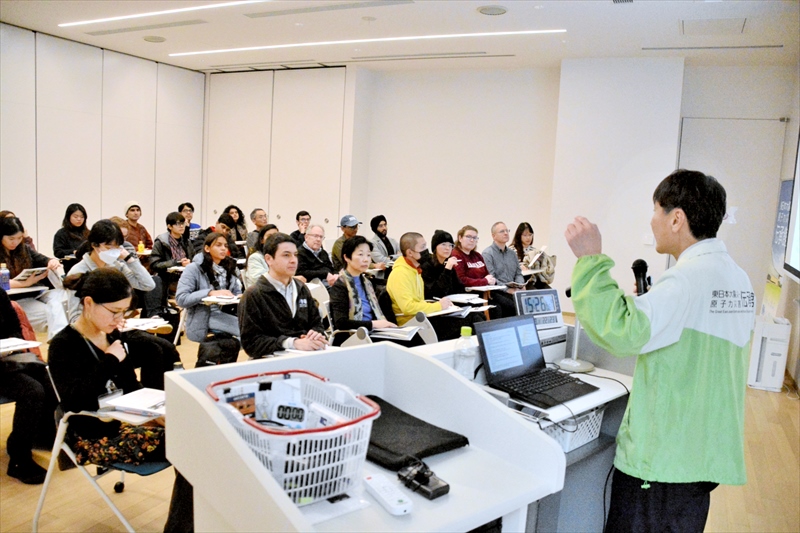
top-left (475, 315), bottom-right (598, 409)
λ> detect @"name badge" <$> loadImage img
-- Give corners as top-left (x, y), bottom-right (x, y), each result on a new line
top-left (298, 298), bottom-right (308, 309)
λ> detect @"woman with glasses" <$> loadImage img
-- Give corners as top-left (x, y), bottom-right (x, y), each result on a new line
top-left (421, 230), bottom-right (464, 299)
top-left (450, 225), bottom-right (497, 289)
top-left (151, 212), bottom-right (196, 297)
top-left (49, 268), bottom-right (192, 529)
top-left (66, 220), bottom-right (155, 323)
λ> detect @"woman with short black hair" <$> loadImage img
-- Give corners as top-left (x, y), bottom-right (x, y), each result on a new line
top-left (52, 203), bottom-right (89, 272)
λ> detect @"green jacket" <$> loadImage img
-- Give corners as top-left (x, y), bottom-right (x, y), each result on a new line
top-left (571, 239), bottom-right (755, 484)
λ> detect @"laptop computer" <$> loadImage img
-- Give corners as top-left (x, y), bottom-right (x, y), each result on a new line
top-left (475, 315), bottom-right (598, 409)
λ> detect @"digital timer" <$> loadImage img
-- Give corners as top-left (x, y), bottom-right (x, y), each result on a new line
top-left (513, 289), bottom-right (565, 330)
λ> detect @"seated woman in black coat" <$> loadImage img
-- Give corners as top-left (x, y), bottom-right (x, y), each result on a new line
top-left (48, 269), bottom-right (192, 530)
top-left (421, 229), bottom-right (464, 299)
top-left (328, 236), bottom-right (398, 346)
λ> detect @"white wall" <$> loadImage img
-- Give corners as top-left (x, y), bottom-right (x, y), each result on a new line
top-left (682, 65), bottom-right (799, 382)
top-left (35, 33), bottom-right (103, 257)
top-left (0, 24), bottom-right (204, 256)
top-left (205, 71), bottom-right (273, 229)
top-left (363, 68), bottom-right (561, 249)
top-left (547, 58), bottom-right (686, 310)
top-left (0, 24), bottom-right (36, 231)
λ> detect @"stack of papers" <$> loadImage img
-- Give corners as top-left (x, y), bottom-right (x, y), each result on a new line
top-left (123, 318), bottom-right (170, 332)
top-left (202, 295), bottom-right (241, 305)
top-left (12, 267), bottom-right (48, 282)
top-left (426, 305), bottom-right (493, 318)
top-left (371, 326), bottom-right (420, 341)
top-left (466, 285), bottom-right (508, 292)
top-left (444, 293), bottom-right (488, 305)
top-left (0, 337), bottom-right (42, 354)
top-left (106, 388), bottom-right (166, 418)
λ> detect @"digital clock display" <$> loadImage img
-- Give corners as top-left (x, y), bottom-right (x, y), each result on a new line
top-left (275, 405), bottom-right (306, 422)
top-left (521, 294), bottom-right (556, 315)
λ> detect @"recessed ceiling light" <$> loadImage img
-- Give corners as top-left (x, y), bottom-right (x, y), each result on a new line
top-left (59, 0), bottom-right (268, 27)
top-left (144, 36), bottom-right (166, 43)
top-left (363, 16), bottom-right (377, 22)
top-left (170, 28), bottom-right (566, 57)
top-left (478, 6), bottom-right (507, 16)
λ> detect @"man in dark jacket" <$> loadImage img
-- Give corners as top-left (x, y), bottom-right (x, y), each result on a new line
top-left (238, 233), bottom-right (326, 358)
top-left (296, 224), bottom-right (339, 287)
top-left (191, 213), bottom-right (244, 259)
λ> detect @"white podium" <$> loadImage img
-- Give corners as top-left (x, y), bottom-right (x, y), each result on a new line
top-left (165, 343), bottom-right (565, 532)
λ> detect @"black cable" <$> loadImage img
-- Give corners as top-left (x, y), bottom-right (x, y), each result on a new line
top-left (556, 367), bottom-right (632, 396)
top-left (473, 362), bottom-right (484, 380)
top-left (603, 465), bottom-right (615, 531)
top-left (534, 390), bottom-right (578, 433)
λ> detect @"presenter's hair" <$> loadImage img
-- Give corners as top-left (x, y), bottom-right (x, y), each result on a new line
top-left (166, 212), bottom-right (185, 227)
top-left (399, 232), bottom-right (423, 255)
top-left (263, 233), bottom-right (296, 257)
top-left (653, 169), bottom-right (726, 240)
top-left (342, 235), bottom-right (373, 261)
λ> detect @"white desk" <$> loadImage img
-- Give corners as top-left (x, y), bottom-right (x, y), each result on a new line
top-left (166, 344), bottom-right (564, 532)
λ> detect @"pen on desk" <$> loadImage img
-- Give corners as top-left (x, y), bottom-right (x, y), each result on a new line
top-left (148, 400), bottom-right (165, 410)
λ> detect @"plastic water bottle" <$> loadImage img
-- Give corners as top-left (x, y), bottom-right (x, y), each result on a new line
top-left (173, 362), bottom-right (184, 371)
top-left (0, 263), bottom-right (10, 291)
top-left (454, 326), bottom-right (478, 380)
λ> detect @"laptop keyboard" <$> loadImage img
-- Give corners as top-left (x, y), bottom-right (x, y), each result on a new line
top-left (505, 369), bottom-right (578, 395)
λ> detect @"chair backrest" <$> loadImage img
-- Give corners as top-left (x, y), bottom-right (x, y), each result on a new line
top-left (378, 289), bottom-right (397, 323)
top-left (341, 327), bottom-right (373, 347)
top-left (409, 311), bottom-right (438, 344)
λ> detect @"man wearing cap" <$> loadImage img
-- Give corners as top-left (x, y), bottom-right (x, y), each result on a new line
top-left (331, 215), bottom-right (362, 271)
top-left (124, 202), bottom-right (153, 250)
top-left (369, 215), bottom-right (397, 280)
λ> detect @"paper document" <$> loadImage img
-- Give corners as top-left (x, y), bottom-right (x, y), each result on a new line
top-left (445, 293), bottom-right (487, 304)
top-left (123, 318), bottom-right (170, 332)
top-left (13, 268), bottom-right (48, 282)
top-left (167, 266), bottom-right (186, 273)
top-left (527, 246), bottom-right (547, 268)
top-left (202, 295), bottom-right (241, 305)
top-left (0, 337), bottom-right (42, 354)
top-left (466, 285), bottom-right (507, 292)
top-left (106, 388), bottom-right (166, 417)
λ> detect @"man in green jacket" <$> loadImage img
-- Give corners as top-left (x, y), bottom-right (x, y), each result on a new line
top-left (565, 169), bottom-right (755, 532)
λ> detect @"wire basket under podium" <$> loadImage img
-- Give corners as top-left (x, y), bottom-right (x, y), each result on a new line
top-left (207, 370), bottom-right (380, 506)
top-left (541, 404), bottom-right (605, 453)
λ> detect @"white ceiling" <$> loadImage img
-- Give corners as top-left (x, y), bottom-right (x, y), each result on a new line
top-left (1, 0), bottom-right (797, 73)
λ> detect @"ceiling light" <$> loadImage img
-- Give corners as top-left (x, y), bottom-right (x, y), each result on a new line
top-left (478, 6), bottom-right (507, 16)
top-left (170, 29), bottom-right (566, 57)
top-left (144, 36), bottom-right (166, 43)
top-left (58, 0), bottom-right (268, 28)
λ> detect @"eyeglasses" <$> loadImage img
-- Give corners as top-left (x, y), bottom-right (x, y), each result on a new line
top-left (307, 234), bottom-right (324, 239)
top-left (173, 222), bottom-right (186, 227)
top-left (100, 304), bottom-right (127, 320)
top-left (495, 229), bottom-right (510, 235)
top-left (463, 235), bottom-right (479, 241)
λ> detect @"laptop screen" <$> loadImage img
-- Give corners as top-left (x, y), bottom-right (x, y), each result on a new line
top-left (475, 315), bottom-right (546, 384)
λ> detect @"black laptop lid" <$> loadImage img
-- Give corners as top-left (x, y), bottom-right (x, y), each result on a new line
top-left (475, 315), bottom-right (546, 385)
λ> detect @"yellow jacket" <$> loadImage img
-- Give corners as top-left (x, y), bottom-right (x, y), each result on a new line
top-left (386, 256), bottom-right (442, 325)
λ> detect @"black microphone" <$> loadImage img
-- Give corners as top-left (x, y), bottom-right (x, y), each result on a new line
top-left (632, 259), bottom-right (649, 295)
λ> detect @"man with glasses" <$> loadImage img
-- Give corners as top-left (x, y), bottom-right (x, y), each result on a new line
top-left (151, 212), bottom-right (196, 296)
top-left (178, 202), bottom-right (202, 245)
top-left (482, 221), bottom-right (525, 317)
top-left (290, 211), bottom-right (311, 247)
top-left (296, 224), bottom-right (339, 287)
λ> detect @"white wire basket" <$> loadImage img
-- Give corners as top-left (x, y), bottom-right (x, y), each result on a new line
top-left (207, 370), bottom-right (380, 506)
top-left (542, 404), bottom-right (605, 453)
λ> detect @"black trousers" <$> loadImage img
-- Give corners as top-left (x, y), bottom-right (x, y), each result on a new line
top-left (121, 330), bottom-right (181, 390)
top-left (605, 469), bottom-right (718, 533)
top-left (0, 363), bottom-right (57, 460)
top-left (488, 291), bottom-right (517, 318)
